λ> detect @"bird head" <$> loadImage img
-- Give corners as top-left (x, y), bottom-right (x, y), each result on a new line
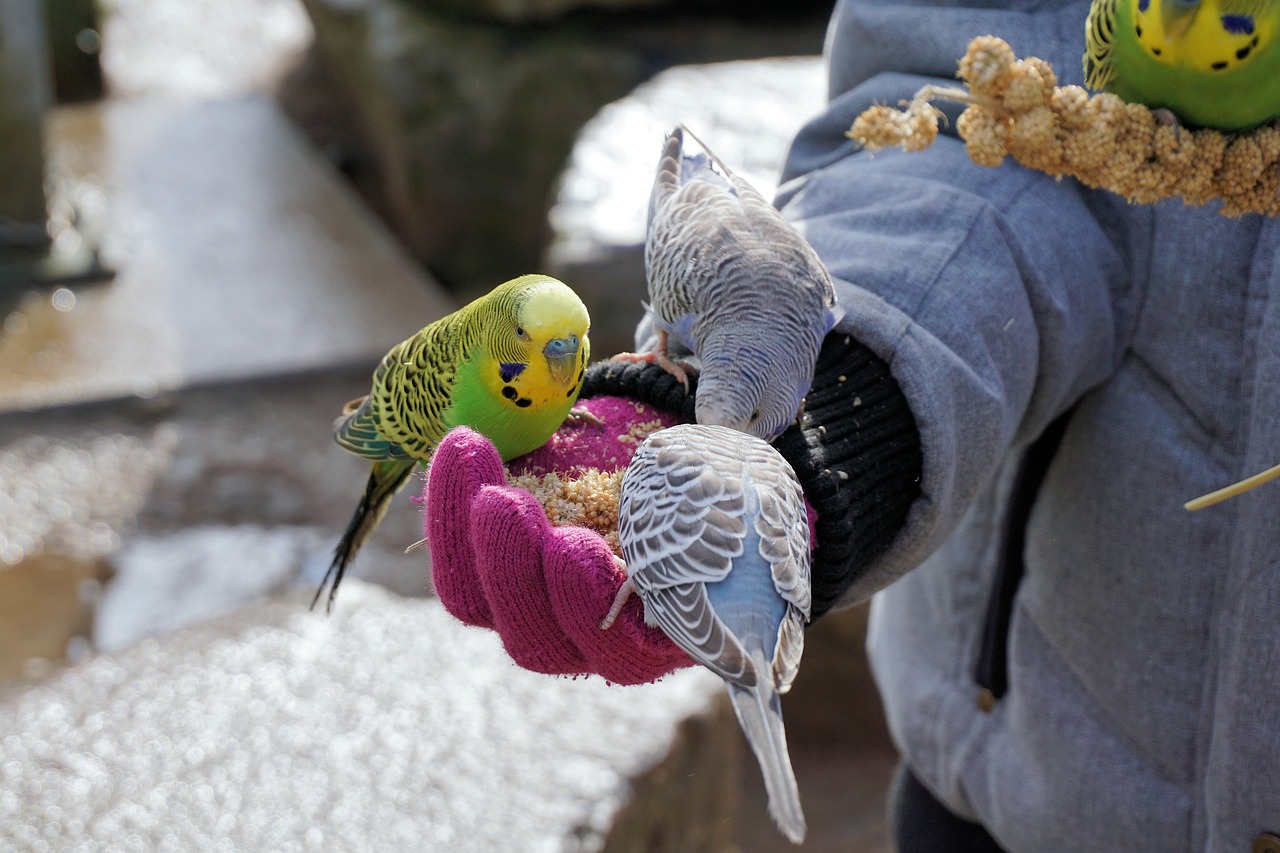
top-left (500, 275), bottom-right (591, 393)
top-left (695, 339), bottom-right (813, 443)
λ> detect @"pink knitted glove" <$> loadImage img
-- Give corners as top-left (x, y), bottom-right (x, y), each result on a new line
top-left (424, 396), bottom-right (694, 685)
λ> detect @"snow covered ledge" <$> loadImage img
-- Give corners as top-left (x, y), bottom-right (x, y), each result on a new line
top-left (0, 583), bottom-right (733, 850)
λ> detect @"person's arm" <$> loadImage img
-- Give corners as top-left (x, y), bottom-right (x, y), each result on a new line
top-left (774, 1), bottom-right (1134, 606)
top-left (424, 0), bottom-right (1132, 669)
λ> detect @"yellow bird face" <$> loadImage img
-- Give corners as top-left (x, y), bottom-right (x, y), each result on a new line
top-left (1131, 0), bottom-right (1272, 73)
top-left (482, 276), bottom-right (591, 410)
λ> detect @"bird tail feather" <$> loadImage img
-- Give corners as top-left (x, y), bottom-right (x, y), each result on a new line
top-left (728, 679), bottom-right (806, 844)
top-left (313, 459), bottom-right (415, 613)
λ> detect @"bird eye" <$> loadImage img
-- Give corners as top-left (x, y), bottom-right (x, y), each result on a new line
top-left (516, 326), bottom-right (529, 340)
top-left (750, 409), bottom-right (761, 423)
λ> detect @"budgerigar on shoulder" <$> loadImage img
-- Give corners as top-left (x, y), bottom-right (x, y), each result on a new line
top-left (1085, 0), bottom-right (1280, 130)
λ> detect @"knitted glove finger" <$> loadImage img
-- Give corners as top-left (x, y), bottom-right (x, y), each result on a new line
top-left (425, 427), bottom-right (503, 629)
top-left (470, 485), bottom-right (590, 676)
top-left (424, 410), bottom-right (690, 684)
top-left (543, 526), bottom-right (690, 685)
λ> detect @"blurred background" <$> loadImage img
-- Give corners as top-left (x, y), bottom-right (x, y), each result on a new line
top-left (0, 0), bottom-right (899, 849)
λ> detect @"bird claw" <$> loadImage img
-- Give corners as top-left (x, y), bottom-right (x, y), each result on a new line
top-left (615, 329), bottom-right (694, 390)
top-left (660, 357), bottom-right (694, 392)
top-left (1152, 108), bottom-right (1183, 145)
top-left (610, 350), bottom-right (660, 366)
top-left (1272, 120), bottom-right (1280, 199)
top-left (610, 350), bottom-right (694, 392)
top-left (600, 572), bottom-right (634, 630)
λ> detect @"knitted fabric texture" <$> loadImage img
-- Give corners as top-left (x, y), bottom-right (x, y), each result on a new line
top-left (425, 402), bottom-right (693, 685)
top-left (581, 334), bottom-right (922, 618)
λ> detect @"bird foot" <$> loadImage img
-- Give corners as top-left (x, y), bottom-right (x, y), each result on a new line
top-left (610, 350), bottom-right (693, 391)
top-left (1152, 108), bottom-right (1184, 144)
top-left (600, 571), bottom-right (634, 630)
top-left (1272, 120), bottom-right (1280, 199)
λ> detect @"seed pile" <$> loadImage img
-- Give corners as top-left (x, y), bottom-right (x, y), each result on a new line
top-left (506, 468), bottom-right (625, 556)
top-left (504, 407), bottom-right (675, 555)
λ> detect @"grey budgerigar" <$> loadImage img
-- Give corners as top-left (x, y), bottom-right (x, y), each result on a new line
top-left (620, 125), bottom-right (843, 442)
top-left (601, 423), bottom-right (812, 844)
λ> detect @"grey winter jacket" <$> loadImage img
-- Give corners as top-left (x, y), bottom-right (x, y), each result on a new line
top-left (776, 1), bottom-right (1280, 850)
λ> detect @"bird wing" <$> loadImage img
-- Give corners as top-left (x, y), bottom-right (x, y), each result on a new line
top-left (644, 124), bottom-right (840, 381)
top-left (677, 124), bottom-right (787, 236)
top-left (742, 438), bottom-right (812, 693)
top-left (334, 317), bottom-right (463, 463)
top-left (644, 125), bottom-right (775, 332)
top-left (619, 427), bottom-right (756, 685)
top-left (646, 126), bottom-right (685, 230)
top-left (1085, 0), bottom-right (1119, 91)
top-left (644, 127), bottom-right (703, 333)
top-left (333, 392), bottom-right (415, 462)
top-left (619, 425), bottom-right (813, 688)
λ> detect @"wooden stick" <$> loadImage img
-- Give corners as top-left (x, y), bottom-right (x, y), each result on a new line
top-left (1184, 461), bottom-right (1280, 510)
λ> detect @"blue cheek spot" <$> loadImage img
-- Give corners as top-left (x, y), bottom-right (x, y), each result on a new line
top-left (1221, 14), bottom-right (1254, 34)
top-left (1138, 0), bottom-right (1149, 12)
top-left (500, 362), bottom-right (526, 383)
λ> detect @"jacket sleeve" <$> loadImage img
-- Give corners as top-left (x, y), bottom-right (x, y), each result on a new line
top-left (776, 0), bottom-right (1137, 603)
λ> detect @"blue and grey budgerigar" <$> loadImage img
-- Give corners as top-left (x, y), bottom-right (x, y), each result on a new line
top-left (615, 125), bottom-right (843, 442)
top-left (601, 423), bottom-right (812, 844)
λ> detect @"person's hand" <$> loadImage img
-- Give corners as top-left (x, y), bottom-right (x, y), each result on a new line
top-left (424, 327), bottom-right (925, 680)
top-left (424, 395), bottom-right (694, 685)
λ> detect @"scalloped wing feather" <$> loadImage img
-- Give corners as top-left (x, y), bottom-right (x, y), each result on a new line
top-left (617, 424), bottom-right (811, 689)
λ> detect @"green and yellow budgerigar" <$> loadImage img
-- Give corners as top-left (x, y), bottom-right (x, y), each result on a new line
top-left (1085, 0), bottom-right (1280, 130)
top-left (316, 274), bottom-right (592, 611)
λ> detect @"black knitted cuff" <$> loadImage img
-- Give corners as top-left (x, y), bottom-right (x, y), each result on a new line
top-left (580, 358), bottom-right (698, 422)
top-left (776, 334), bottom-right (922, 617)
top-left (581, 333), bottom-right (922, 620)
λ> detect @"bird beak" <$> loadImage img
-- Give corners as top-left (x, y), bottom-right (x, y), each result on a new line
top-left (543, 335), bottom-right (581, 387)
top-left (1162, 0), bottom-right (1199, 40)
